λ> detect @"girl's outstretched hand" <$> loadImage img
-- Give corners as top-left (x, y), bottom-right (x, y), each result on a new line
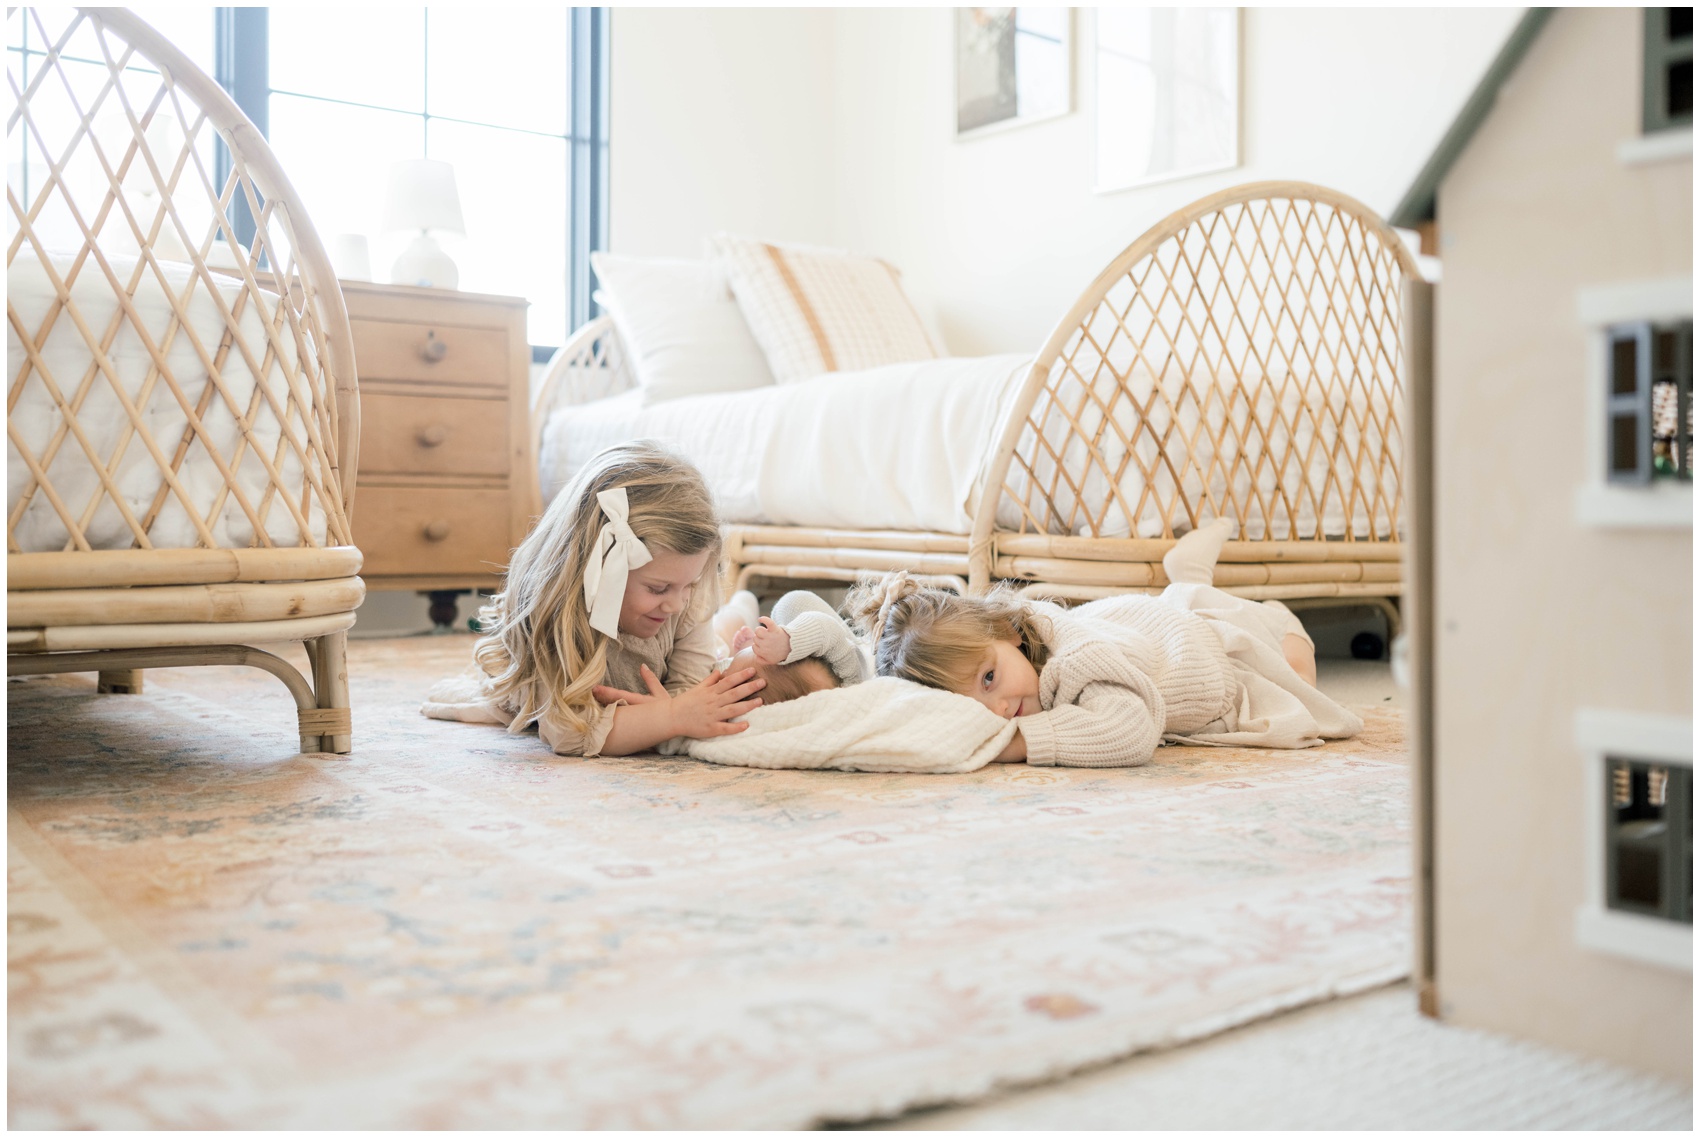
top-left (593, 664), bottom-right (766, 739)
top-left (670, 666), bottom-right (766, 737)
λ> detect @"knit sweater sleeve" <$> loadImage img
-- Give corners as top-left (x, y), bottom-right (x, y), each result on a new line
top-left (780, 612), bottom-right (869, 685)
top-left (772, 590), bottom-right (869, 685)
top-left (1018, 640), bottom-right (1164, 768)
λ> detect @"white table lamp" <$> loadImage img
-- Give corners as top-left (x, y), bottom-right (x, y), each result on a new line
top-left (383, 158), bottom-right (465, 289)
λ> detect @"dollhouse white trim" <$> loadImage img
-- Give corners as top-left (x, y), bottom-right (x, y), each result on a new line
top-left (1618, 129), bottom-right (1693, 167)
top-left (1574, 277), bottom-right (1694, 529)
top-left (1573, 708), bottom-right (1693, 972)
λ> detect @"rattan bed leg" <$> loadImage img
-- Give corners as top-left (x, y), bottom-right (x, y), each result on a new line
top-left (308, 631), bottom-right (352, 755)
top-left (1373, 596), bottom-right (1403, 642)
top-left (96, 669), bottom-right (144, 694)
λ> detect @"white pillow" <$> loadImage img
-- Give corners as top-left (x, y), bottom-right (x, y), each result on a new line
top-left (589, 252), bottom-right (776, 405)
top-left (706, 233), bottom-right (939, 384)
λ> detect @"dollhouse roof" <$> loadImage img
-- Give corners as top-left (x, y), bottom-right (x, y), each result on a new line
top-left (1389, 7), bottom-right (1556, 229)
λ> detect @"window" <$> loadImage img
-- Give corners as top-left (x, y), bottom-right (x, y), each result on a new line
top-left (7, 6), bottom-right (219, 251)
top-left (1605, 320), bottom-right (1692, 484)
top-left (1606, 758), bottom-right (1692, 923)
top-left (217, 7), bottom-right (606, 351)
top-left (1645, 7), bottom-right (1694, 134)
top-left (1574, 709), bottom-right (1692, 972)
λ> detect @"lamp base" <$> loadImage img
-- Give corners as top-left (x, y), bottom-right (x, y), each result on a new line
top-left (390, 232), bottom-right (458, 290)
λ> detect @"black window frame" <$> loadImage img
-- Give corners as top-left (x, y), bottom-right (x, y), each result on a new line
top-left (1606, 319), bottom-right (1693, 485)
top-left (1644, 7), bottom-right (1694, 134)
top-left (212, 6), bottom-right (608, 356)
top-left (1605, 757), bottom-right (1693, 924)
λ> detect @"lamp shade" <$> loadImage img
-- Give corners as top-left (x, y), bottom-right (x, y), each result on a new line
top-left (382, 158), bottom-right (465, 235)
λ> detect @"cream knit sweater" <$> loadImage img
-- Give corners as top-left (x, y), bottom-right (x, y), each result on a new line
top-left (1017, 597), bottom-right (1236, 769)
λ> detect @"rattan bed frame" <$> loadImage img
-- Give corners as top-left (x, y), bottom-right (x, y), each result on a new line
top-left (7, 8), bottom-right (361, 753)
top-left (535, 182), bottom-right (1417, 634)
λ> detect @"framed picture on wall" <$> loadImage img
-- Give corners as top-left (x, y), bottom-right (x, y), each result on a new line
top-left (955, 8), bottom-right (1072, 139)
top-left (1094, 7), bottom-right (1240, 192)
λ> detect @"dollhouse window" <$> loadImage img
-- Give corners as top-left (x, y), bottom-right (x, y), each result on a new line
top-left (1605, 320), bottom-right (1692, 484)
top-left (1574, 709), bottom-right (1692, 970)
top-left (1645, 7), bottom-right (1694, 134)
top-left (1606, 758), bottom-right (1692, 923)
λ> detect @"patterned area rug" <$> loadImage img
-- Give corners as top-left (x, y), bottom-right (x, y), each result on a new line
top-left (8, 636), bottom-right (1410, 1128)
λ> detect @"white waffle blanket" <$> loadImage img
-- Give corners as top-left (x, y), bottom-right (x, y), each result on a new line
top-left (7, 250), bottom-right (326, 551)
top-left (684, 676), bottom-right (1019, 774)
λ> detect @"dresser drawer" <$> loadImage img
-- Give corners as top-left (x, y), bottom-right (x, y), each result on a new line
top-left (351, 317), bottom-right (509, 388)
top-left (352, 487), bottom-right (514, 578)
top-left (359, 392), bottom-right (509, 478)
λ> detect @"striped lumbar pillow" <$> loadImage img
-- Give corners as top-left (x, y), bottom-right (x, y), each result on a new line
top-left (707, 233), bottom-right (939, 383)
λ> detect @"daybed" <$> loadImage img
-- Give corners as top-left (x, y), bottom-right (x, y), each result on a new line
top-left (6, 8), bottom-right (362, 752)
top-left (535, 182), bottom-right (1416, 633)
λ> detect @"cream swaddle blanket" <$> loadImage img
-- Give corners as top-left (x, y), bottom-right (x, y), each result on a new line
top-left (683, 677), bottom-right (1017, 774)
top-left (423, 670), bottom-right (1019, 774)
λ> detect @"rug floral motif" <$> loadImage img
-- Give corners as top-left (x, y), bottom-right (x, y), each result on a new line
top-left (8, 635), bottom-right (1410, 1128)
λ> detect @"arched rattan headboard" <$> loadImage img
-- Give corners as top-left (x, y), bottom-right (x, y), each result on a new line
top-left (973, 181), bottom-right (1419, 554)
top-left (7, 6), bottom-right (358, 554)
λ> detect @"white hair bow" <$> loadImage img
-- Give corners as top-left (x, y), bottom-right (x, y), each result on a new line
top-left (582, 487), bottom-right (653, 639)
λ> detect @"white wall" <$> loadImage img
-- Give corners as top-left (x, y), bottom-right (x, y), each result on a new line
top-left (608, 7), bottom-right (839, 257)
top-left (611, 7), bottom-right (1524, 354)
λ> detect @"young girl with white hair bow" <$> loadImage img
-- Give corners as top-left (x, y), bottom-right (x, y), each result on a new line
top-left (470, 441), bottom-right (766, 756)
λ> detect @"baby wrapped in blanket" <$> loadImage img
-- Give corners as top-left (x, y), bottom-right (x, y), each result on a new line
top-left (594, 589), bottom-right (868, 711)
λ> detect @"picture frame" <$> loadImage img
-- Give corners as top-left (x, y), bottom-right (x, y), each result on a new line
top-left (1094, 7), bottom-right (1241, 193)
top-left (955, 8), bottom-right (1073, 139)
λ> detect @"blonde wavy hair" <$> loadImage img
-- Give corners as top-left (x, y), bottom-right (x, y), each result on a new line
top-left (845, 572), bottom-right (1051, 693)
top-left (474, 441), bottom-right (721, 738)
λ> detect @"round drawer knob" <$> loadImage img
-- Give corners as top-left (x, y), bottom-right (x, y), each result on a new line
top-left (416, 424), bottom-right (449, 447)
top-left (418, 331), bottom-right (448, 363)
top-left (422, 520), bottom-right (452, 542)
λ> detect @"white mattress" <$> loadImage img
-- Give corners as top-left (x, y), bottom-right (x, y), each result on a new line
top-left (540, 353), bottom-right (1401, 541)
top-left (8, 251), bottom-right (326, 552)
top-left (541, 354), bottom-right (1032, 535)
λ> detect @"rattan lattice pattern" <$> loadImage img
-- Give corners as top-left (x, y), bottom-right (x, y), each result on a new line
top-left (1002, 193), bottom-right (1408, 542)
top-left (7, 8), bottom-right (349, 553)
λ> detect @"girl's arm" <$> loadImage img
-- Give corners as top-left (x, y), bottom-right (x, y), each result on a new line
top-left (595, 665), bottom-right (765, 756)
top-left (1016, 642), bottom-right (1163, 768)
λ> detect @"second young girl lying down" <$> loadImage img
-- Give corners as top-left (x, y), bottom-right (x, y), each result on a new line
top-left (844, 518), bottom-right (1364, 767)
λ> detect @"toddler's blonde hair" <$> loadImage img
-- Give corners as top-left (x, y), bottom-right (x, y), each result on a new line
top-left (474, 441), bottom-right (721, 738)
top-left (845, 572), bottom-right (1050, 692)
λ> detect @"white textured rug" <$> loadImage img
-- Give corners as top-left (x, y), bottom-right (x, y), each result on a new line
top-left (867, 982), bottom-right (1693, 1130)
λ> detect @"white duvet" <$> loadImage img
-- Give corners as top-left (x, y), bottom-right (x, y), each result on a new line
top-left (539, 349), bottom-right (1401, 541)
top-left (541, 354), bottom-right (1031, 535)
top-left (8, 250), bottom-right (327, 552)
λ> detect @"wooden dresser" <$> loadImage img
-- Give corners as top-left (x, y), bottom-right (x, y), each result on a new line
top-left (342, 280), bottom-right (536, 599)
